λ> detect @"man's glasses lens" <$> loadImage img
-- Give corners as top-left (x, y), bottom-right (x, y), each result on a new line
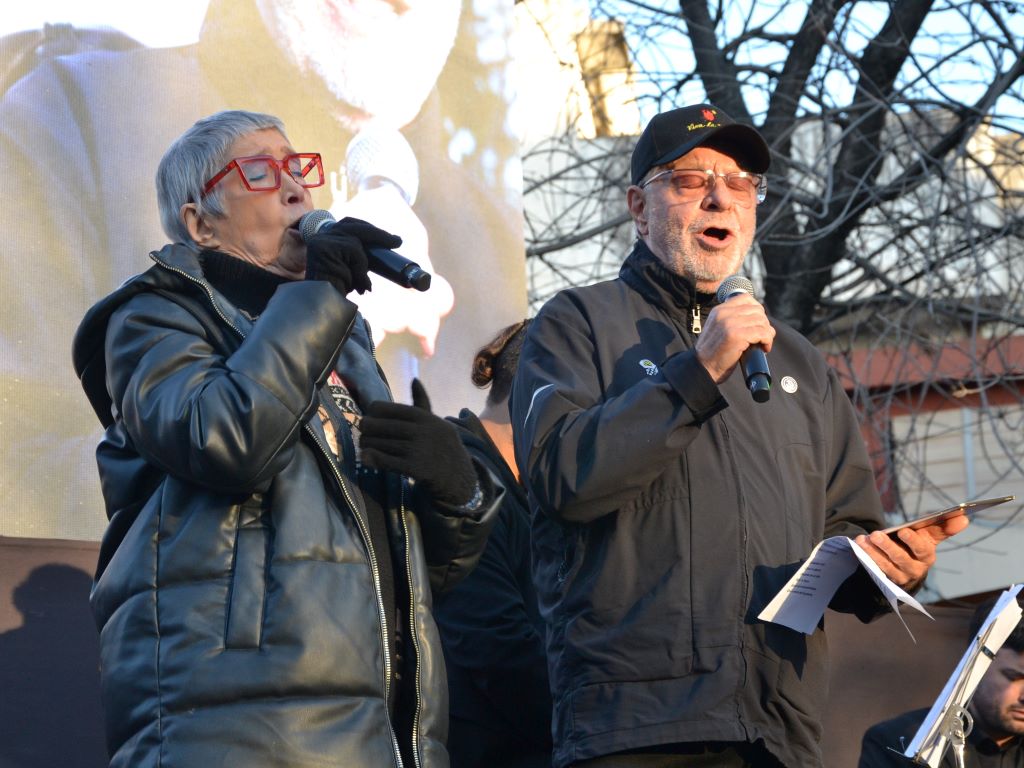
top-left (645, 169), bottom-right (766, 206)
top-left (671, 171), bottom-right (760, 198)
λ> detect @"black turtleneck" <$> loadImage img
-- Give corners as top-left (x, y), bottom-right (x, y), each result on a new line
top-left (198, 249), bottom-right (289, 317)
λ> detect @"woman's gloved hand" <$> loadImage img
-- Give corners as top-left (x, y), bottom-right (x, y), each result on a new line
top-left (304, 217), bottom-right (402, 296)
top-left (360, 378), bottom-right (479, 508)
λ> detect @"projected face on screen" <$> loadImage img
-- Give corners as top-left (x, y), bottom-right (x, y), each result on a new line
top-left (254, 0), bottom-right (462, 130)
top-left (0, 0), bottom-right (526, 541)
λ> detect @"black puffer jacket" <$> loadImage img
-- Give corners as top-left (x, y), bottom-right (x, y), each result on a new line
top-left (509, 242), bottom-right (889, 768)
top-left (72, 243), bottom-right (500, 768)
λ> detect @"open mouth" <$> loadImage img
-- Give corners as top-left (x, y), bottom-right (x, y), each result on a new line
top-left (703, 227), bottom-right (731, 241)
top-left (287, 216), bottom-right (306, 240)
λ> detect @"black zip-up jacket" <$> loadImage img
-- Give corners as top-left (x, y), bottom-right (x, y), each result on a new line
top-left (509, 241), bottom-right (889, 768)
top-left (71, 243), bottom-right (501, 768)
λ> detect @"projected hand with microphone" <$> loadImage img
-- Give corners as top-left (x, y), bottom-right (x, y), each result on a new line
top-left (697, 274), bottom-right (775, 403)
top-left (322, 126), bottom-right (454, 358)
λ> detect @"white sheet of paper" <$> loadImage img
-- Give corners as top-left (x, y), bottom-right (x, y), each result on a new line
top-left (757, 535), bottom-right (931, 637)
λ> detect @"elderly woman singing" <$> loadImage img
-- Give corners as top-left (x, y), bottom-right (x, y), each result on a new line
top-left (72, 110), bottom-right (501, 768)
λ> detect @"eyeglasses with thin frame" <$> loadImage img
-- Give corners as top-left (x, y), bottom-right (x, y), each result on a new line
top-left (640, 168), bottom-right (767, 206)
top-left (201, 153), bottom-right (325, 198)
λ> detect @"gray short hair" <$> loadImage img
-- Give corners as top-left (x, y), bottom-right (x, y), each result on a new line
top-left (156, 110), bottom-right (287, 248)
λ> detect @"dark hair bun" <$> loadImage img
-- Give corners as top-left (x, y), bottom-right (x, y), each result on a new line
top-left (470, 319), bottom-right (532, 405)
top-left (472, 351), bottom-right (496, 388)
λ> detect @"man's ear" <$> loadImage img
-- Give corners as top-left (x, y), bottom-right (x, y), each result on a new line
top-left (627, 186), bottom-right (648, 237)
top-left (181, 203), bottom-right (218, 248)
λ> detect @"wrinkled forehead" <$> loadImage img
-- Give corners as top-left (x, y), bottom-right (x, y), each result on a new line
top-left (227, 128), bottom-right (292, 158)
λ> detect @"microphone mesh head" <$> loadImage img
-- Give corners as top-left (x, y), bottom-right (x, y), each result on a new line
top-left (717, 274), bottom-right (755, 303)
top-left (345, 126), bottom-right (419, 205)
top-left (298, 209), bottom-right (336, 243)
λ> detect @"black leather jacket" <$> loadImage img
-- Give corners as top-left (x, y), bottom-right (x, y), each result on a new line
top-left (510, 242), bottom-right (888, 768)
top-left (72, 243), bottom-right (500, 768)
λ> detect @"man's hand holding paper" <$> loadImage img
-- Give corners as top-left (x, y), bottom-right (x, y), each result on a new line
top-left (855, 514), bottom-right (971, 593)
top-left (758, 536), bottom-right (933, 638)
top-left (758, 503), bottom-right (980, 638)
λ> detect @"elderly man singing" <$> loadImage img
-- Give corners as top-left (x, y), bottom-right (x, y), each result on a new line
top-left (509, 103), bottom-right (967, 768)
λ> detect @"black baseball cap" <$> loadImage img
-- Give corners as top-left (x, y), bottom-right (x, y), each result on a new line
top-left (630, 103), bottom-right (771, 185)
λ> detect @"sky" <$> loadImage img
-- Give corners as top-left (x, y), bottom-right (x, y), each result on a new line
top-left (606, 0), bottom-right (1024, 133)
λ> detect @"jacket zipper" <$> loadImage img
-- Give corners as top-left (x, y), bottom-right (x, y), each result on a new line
top-left (366, 322), bottom-right (423, 767)
top-left (398, 481), bottom-right (424, 768)
top-left (153, 258), bottom-right (245, 336)
top-left (691, 305), bottom-right (702, 334)
top-left (363, 314), bottom-right (420, 766)
top-left (156, 257), bottom-right (406, 767)
top-left (718, 416), bottom-right (752, 739)
top-left (305, 425), bottom-right (404, 767)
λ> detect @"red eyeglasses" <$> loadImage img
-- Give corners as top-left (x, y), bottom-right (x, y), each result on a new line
top-left (201, 153), bottom-right (325, 198)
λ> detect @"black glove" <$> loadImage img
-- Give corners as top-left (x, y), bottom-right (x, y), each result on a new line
top-left (360, 378), bottom-right (479, 508)
top-left (304, 217), bottom-right (402, 296)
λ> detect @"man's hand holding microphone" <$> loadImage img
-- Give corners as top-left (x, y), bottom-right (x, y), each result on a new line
top-left (696, 275), bottom-right (775, 402)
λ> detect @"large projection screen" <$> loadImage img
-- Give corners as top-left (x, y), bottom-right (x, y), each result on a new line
top-left (0, 0), bottom-right (527, 541)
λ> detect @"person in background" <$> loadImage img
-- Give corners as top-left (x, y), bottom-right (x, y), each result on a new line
top-left (509, 103), bottom-right (968, 768)
top-left (859, 595), bottom-right (1024, 767)
top-left (71, 109), bottom-right (502, 768)
top-left (434, 319), bottom-right (554, 768)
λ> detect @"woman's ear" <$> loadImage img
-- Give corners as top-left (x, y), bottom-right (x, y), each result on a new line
top-left (181, 203), bottom-right (218, 248)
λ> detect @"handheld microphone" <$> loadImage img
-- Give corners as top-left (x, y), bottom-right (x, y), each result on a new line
top-left (298, 209), bottom-right (432, 292)
top-left (716, 275), bottom-right (771, 403)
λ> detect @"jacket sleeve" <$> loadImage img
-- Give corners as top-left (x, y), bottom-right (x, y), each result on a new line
top-left (414, 458), bottom-right (503, 594)
top-left (821, 365), bottom-right (892, 619)
top-left (106, 280), bottom-right (357, 493)
top-left (857, 714), bottom-right (926, 768)
top-left (510, 292), bottom-right (726, 523)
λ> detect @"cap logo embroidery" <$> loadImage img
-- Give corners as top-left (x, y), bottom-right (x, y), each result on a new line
top-left (688, 119), bottom-right (720, 131)
top-left (639, 359), bottom-right (659, 376)
top-left (702, 108), bottom-right (716, 122)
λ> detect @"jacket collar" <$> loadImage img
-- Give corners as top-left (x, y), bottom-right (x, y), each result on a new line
top-left (619, 239), bottom-right (720, 319)
top-left (147, 243), bottom-right (258, 332)
top-left (73, 243), bottom-right (257, 427)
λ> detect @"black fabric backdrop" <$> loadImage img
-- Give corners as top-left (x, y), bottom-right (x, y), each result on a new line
top-left (0, 537), bottom-right (105, 768)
